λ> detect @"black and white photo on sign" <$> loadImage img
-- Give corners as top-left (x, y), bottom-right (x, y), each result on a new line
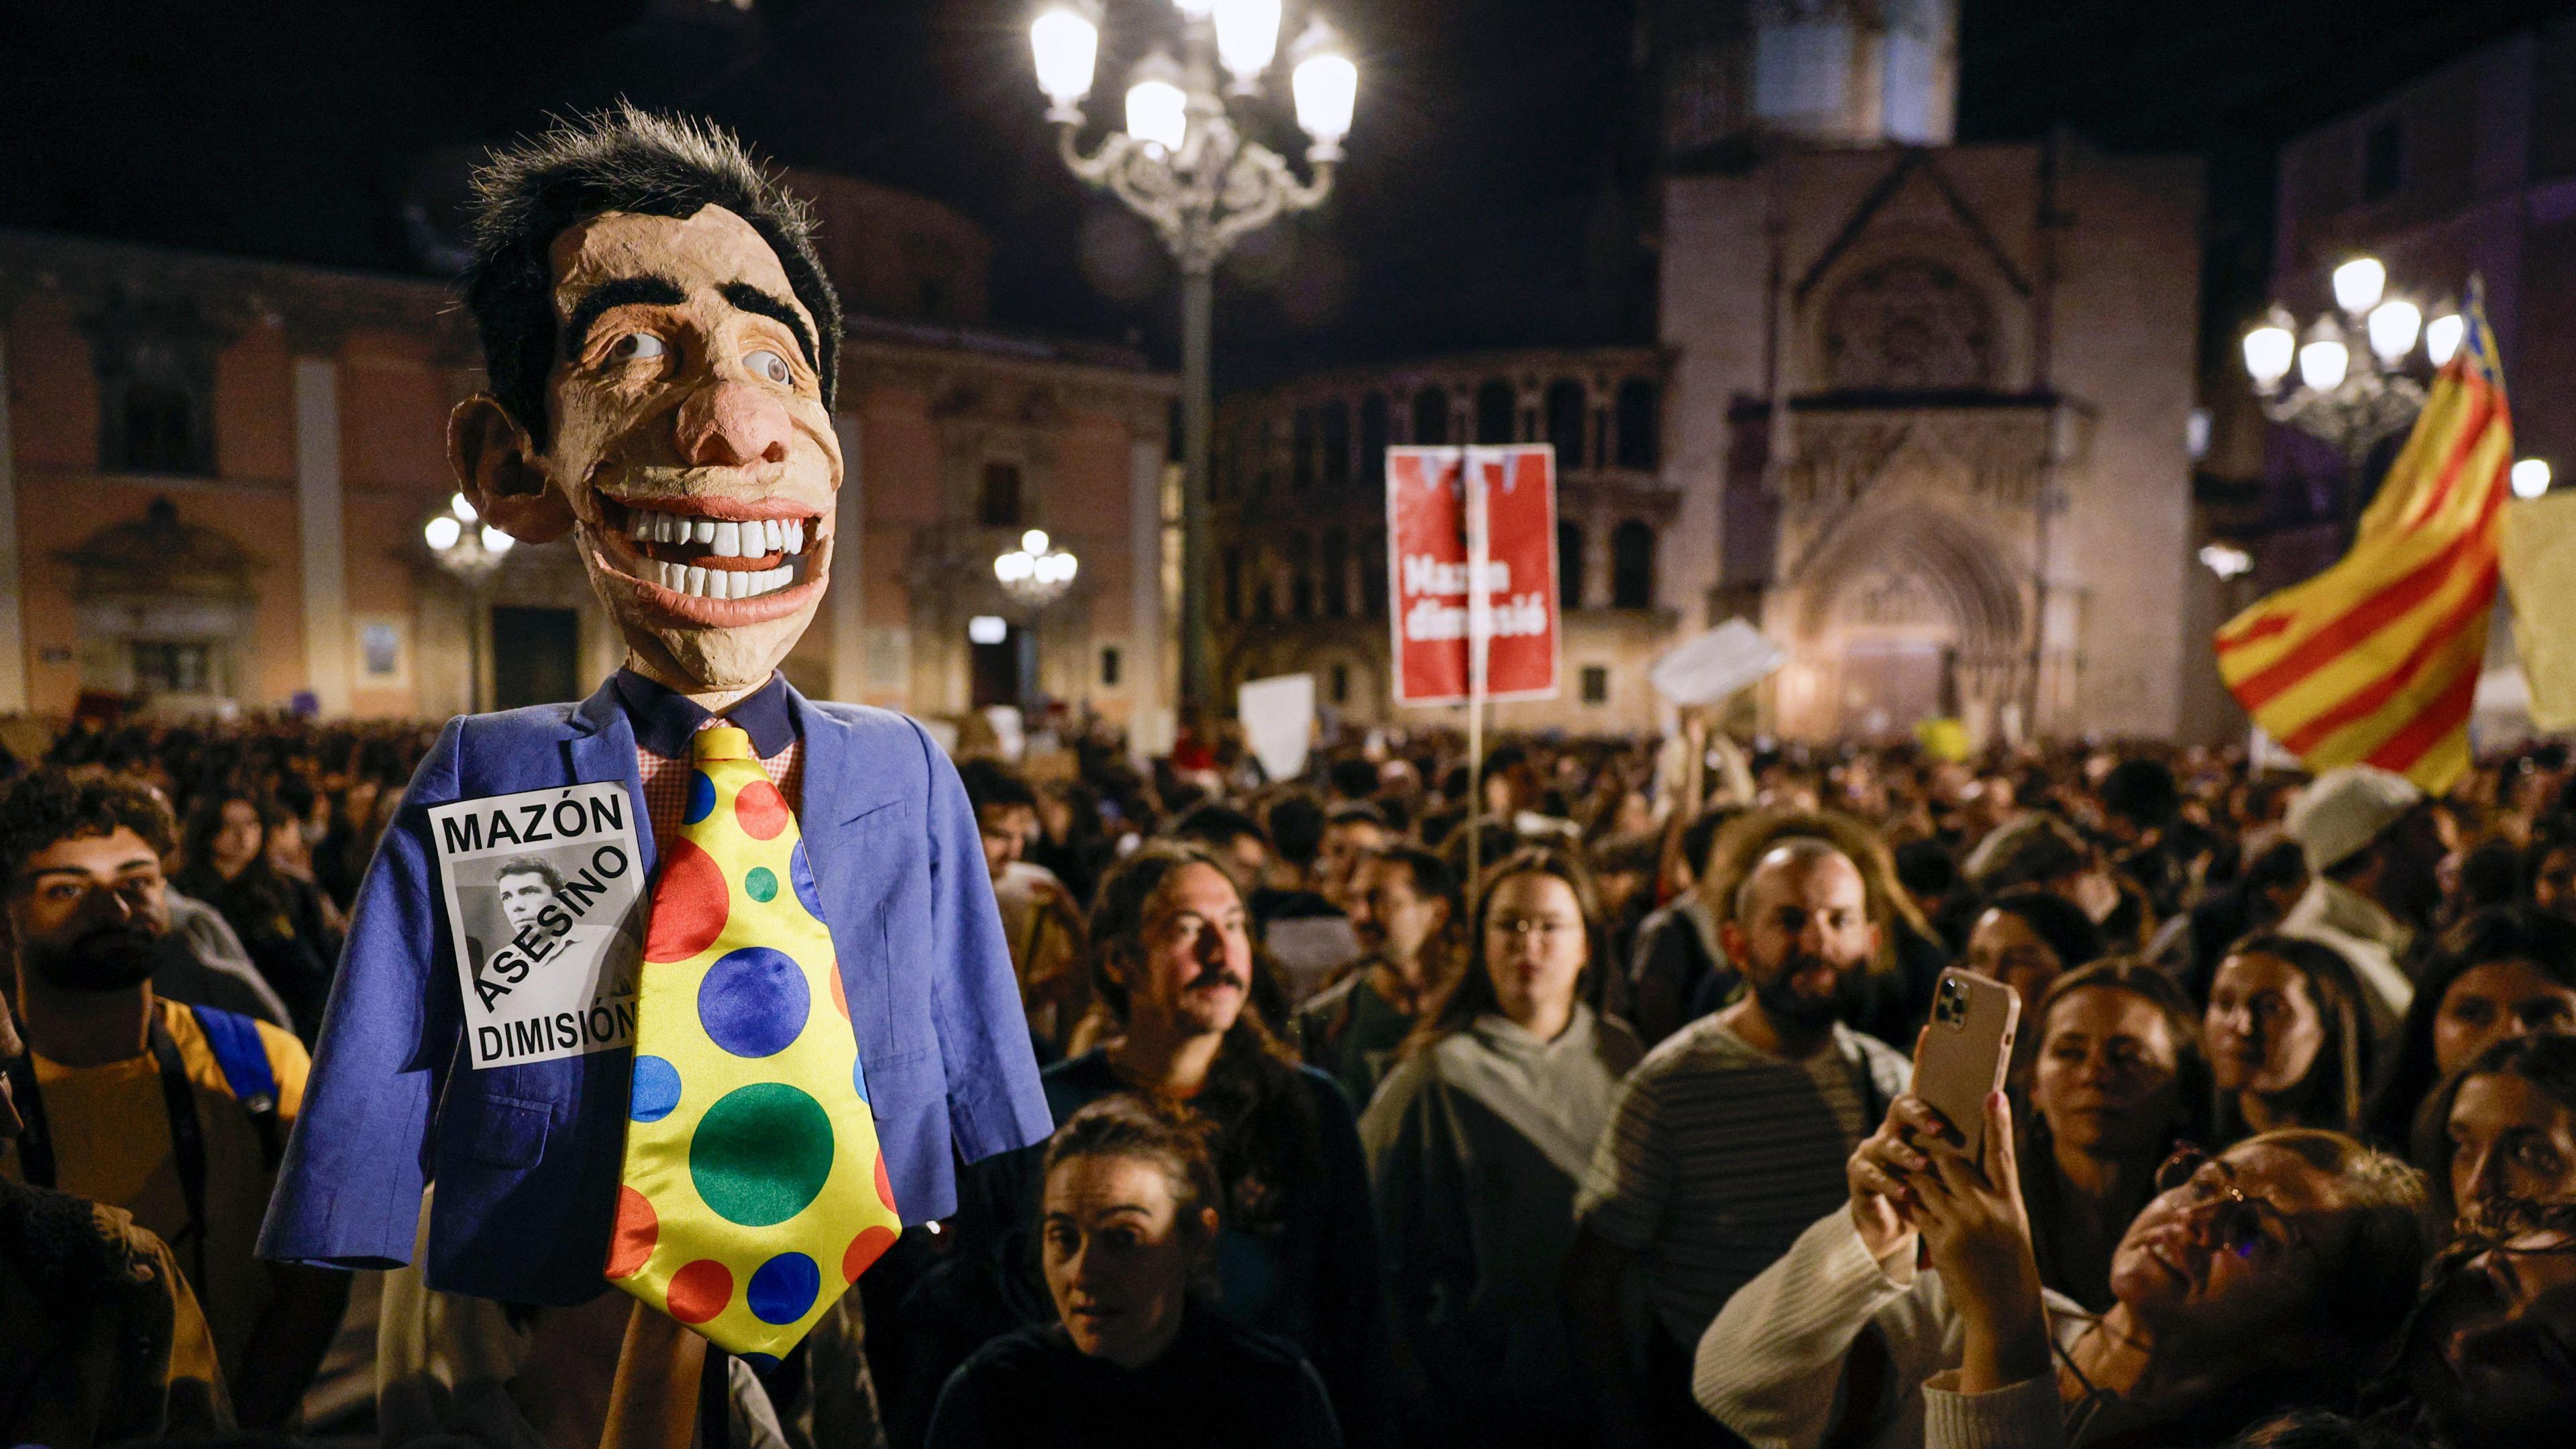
top-left (427, 782), bottom-right (647, 1069)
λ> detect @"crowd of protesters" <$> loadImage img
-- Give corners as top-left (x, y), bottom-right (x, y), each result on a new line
top-left (9, 706), bottom-right (2576, 1448)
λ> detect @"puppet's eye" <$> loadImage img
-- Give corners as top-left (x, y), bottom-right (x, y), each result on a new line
top-left (610, 333), bottom-right (669, 362)
top-left (748, 349), bottom-right (792, 386)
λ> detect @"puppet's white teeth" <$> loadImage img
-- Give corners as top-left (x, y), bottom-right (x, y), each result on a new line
top-left (621, 506), bottom-right (820, 555)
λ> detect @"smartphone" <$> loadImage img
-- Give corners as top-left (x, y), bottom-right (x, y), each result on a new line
top-left (1911, 969), bottom-right (2022, 1161)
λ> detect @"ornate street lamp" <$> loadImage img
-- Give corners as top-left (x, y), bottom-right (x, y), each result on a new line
top-left (423, 490), bottom-right (515, 710)
top-left (995, 528), bottom-right (1080, 608)
top-left (1029, 0), bottom-right (1357, 716)
top-left (2241, 256), bottom-right (2456, 538)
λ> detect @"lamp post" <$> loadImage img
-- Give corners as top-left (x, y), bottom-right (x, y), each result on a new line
top-left (996, 529), bottom-right (1080, 714)
top-left (1029, 0), bottom-right (1358, 718)
top-left (423, 491), bottom-right (515, 712)
top-left (2241, 256), bottom-right (2453, 540)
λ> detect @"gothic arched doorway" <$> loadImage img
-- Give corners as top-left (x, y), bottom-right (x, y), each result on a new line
top-left (1776, 499), bottom-right (2025, 745)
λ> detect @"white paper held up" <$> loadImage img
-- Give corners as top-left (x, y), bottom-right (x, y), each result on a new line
top-left (1239, 673), bottom-right (1317, 782)
top-left (1651, 619), bottom-right (1788, 706)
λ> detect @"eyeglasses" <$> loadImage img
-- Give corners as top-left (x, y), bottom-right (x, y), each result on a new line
top-left (2154, 1145), bottom-right (2310, 1265)
top-left (2442, 1197), bottom-right (2576, 1270)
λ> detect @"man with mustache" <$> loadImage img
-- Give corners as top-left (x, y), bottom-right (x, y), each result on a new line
top-left (258, 105), bottom-right (1051, 1442)
top-left (0, 768), bottom-right (347, 1429)
top-left (1563, 837), bottom-right (1911, 1448)
top-left (1293, 845), bottom-right (1460, 1111)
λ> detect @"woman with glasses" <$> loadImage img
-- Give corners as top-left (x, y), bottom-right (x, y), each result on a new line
top-left (2390, 1197), bottom-right (2576, 1449)
top-left (1358, 848), bottom-right (1642, 1448)
top-left (1696, 1088), bottom-right (2429, 1448)
top-left (2408, 1032), bottom-right (2576, 1223)
top-left (2204, 935), bottom-right (2373, 1142)
top-left (2016, 961), bottom-right (2210, 1311)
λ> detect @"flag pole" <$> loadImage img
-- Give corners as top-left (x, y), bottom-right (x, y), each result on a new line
top-left (1464, 443), bottom-right (1487, 900)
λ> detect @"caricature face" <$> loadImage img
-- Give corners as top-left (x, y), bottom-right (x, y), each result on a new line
top-left (456, 205), bottom-right (844, 694)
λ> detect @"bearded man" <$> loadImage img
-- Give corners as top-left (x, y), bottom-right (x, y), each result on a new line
top-left (1561, 837), bottom-right (1912, 1448)
top-left (1, 768), bottom-right (346, 1428)
top-left (258, 107), bottom-right (1051, 1428)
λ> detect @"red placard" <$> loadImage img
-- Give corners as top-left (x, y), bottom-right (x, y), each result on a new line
top-left (1387, 445), bottom-right (1560, 705)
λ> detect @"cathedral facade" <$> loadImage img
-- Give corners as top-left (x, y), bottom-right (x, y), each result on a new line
top-left (1653, 0), bottom-right (2231, 745)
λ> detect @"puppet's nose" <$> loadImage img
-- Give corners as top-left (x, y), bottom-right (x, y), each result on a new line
top-left (674, 381), bottom-right (790, 467)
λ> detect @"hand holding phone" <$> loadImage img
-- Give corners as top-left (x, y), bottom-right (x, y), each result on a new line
top-left (1909, 969), bottom-right (2022, 1162)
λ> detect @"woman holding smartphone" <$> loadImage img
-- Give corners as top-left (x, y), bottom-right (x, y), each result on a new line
top-left (1359, 847), bottom-right (1642, 1448)
top-left (1695, 1092), bottom-right (2428, 1448)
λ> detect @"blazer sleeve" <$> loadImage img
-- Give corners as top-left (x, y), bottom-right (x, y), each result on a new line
top-left (257, 718), bottom-right (464, 1269)
top-left (912, 720), bottom-right (1053, 1163)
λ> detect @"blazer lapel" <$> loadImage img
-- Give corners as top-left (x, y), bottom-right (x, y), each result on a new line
top-left (567, 678), bottom-right (655, 876)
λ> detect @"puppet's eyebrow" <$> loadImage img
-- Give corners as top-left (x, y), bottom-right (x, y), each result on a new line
top-left (719, 281), bottom-right (819, 375)
top-left (563, 274), bottom-right (688, 362)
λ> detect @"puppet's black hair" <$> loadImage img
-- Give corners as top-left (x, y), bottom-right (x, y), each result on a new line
top-left (460, 102), bottom-right (841, 447)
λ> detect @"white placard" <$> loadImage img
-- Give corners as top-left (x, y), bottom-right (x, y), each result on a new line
top-left (1650, 619), bottom-right (1788, 706)
top-left (1239, 673), bottom-right (1317, 782)
top-left (428, 782), bottom-right (646, 1068)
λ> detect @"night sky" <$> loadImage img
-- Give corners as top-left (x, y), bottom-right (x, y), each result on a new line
top-left (1, 0), bottom-right (2563, 390)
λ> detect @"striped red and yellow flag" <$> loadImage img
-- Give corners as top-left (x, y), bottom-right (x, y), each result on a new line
top-left (2215, 282), bottom-right (2512, 794)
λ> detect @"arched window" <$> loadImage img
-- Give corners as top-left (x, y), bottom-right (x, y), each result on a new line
top-left (1615, 378), bottom-right (1660, 470)
top-left (1476, 379), bottom-right (1516, 443)
top-left (1361, 527), bottom-right (1389, 618)
top-left (1558, 521), bottom-right (1586, 609)
top-left (1412, 386), bottom-right (1450, 446)
top-left (1544, 380), bottom-right (1586, 466)
top-left (1823, 258), bottom-right (1996, 390)
top-left (1321, 529), bottom-right (1350, 618)
top-left (1292, 407), bottom-right (1317, 492)
top-left (1611, 520), bottom-right (1655, 609)
top-left (1224, 547), bottom-right (1245, 623)
top-left (1360, 392), bottom-right (1389, 487)
top-left (1288, 535), bottom-right (1316, 619)
top-left (1320, 400), bottom-right (1352, 492)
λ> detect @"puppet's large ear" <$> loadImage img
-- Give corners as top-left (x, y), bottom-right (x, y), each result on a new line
top-left (449, 395), bottom-right (575, 544)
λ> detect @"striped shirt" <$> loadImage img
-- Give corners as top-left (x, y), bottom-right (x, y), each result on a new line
top-left (1574, 1014), bottom-right (1911, 1346)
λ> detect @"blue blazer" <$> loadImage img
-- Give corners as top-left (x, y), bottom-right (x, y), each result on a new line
top-left (256, 679), bottom-right (1054, 1304)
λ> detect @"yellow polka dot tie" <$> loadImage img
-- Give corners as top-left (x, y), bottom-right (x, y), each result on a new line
top-left (607, 725), bottom-right (901, 1361)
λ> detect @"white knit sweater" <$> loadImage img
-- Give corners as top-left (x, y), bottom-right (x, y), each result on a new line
top-left (1691, 1207), bottom-right (2086, 1449)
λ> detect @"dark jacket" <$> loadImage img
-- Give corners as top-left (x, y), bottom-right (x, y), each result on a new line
top-left (925, 1307), bottom-right (1340, 1449)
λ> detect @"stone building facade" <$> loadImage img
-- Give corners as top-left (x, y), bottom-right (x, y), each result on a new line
top-left (1209, 348), bottom-right (1678, 733)
top-left (0, 170), bottom-right (1177, 738)
top-left (1652, 0), bottom-right (2222, 745)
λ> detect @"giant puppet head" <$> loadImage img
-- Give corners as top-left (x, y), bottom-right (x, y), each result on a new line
top-left (450, 105), bottom-right (845, 698)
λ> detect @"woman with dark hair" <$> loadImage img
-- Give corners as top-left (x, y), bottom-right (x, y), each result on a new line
top-left (2408, 1032), bottom-right (2576, 1223)
top-left (902, 842), bottom-right (1388, 1446)
top-left (1705, 1099), bottom-right (2432, 1448)
top-left (2389, 1195), bottom-right (2576, 1449)
top-left (1965, 890), bottom-right (2103, 1071)
top-left (1358, 848), bottom-right (1642, 1446)
top-left (2206, 934), bottom-right (2373, 1141)
top-left (2364, 906), bottom-right (2576, 1147)
top-left (2017, 960), bottom-right (2211, 1311)
top-left (171, 787), bottom-right (337, 1038)
top-left (926, 1097), bottom-right (1343, 1449)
